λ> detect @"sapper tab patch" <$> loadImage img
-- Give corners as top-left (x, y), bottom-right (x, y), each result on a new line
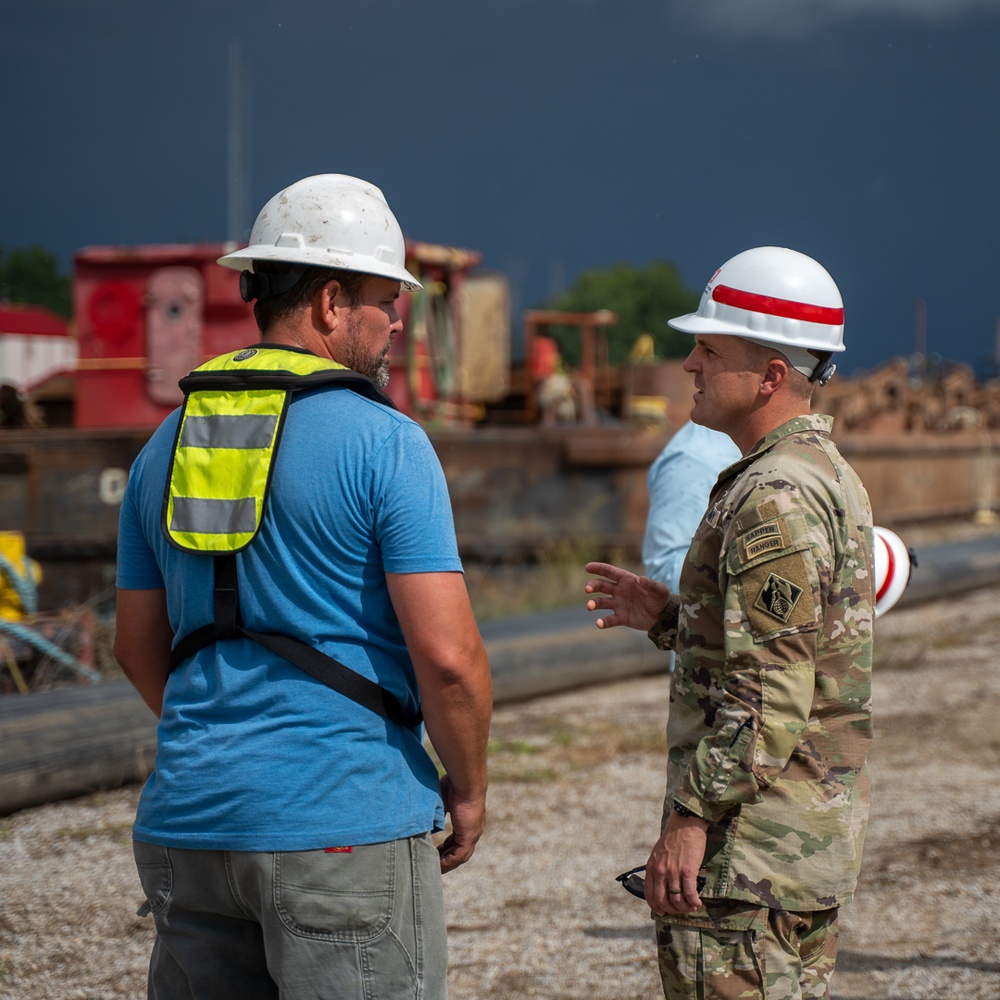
top-left (739, 521), bottom-right (787, 562)
top-left (755, 573), bottom-right (803, 624)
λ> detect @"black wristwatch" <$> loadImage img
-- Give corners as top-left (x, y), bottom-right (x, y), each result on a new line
top-left (673, 800), bottom-right (698, 819)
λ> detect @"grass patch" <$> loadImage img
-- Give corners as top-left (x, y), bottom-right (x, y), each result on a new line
top-left (490, 766), bottom-right (557, 784)
top-left (488, 738), bottom-right (541, 756)
top-left (55, 822), bottom-right (134, 842)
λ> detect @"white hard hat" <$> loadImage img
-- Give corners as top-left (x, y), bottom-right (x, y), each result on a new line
top-left (669, 247), bottom-right (845, 379)
top-left (873, 525), bottom-right (912, 618)
top-left (218, 173), bottom-right (421, 292)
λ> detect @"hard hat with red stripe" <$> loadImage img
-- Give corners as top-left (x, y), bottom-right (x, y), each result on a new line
top-left (873, 525), bottom-right (912, 618)
top-left (668, 246), bottom-right (845, 382)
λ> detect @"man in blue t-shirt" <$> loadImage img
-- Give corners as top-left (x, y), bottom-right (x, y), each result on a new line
top-left (114, 174), bottom-right (492, 1000)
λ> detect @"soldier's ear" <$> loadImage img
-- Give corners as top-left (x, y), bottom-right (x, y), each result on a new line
top-left (759, 358), bottom-right (789, 397)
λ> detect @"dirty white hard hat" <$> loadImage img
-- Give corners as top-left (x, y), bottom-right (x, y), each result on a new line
top-left (218, 173), bottom-right (421, 294)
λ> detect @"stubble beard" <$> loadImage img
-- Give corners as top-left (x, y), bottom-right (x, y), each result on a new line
top-left (366, 351), bottom-right (391, 391)
top-left (344, 313), bottom-right (392, 390)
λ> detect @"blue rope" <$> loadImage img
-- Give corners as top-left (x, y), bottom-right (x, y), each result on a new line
top-left (0, 616), bottom-right (102, 685)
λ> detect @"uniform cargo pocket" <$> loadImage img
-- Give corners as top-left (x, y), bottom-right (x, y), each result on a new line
top-left (756, 662), bottom-right (815, 776)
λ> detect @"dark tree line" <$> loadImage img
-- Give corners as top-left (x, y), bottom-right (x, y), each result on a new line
top-left (0, 245), bottom-right (72, 317)
top-left (540, 260), bottom-right (701, 367)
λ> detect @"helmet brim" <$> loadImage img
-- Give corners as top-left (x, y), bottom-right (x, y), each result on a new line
top-left (217, 246), bottom-right (422, 293)
top-left (668, 312), bottom-right (752, 336)
top-left (667, 311), bottom-right (846, 352)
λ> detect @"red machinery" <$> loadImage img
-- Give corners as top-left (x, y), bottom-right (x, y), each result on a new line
top-left (72, 241), bottom-right (509, 429)
top-left (74, 243), bottom-right (253, 428)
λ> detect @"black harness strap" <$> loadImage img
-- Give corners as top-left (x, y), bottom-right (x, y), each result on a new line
top-left (239, 629), bottom-right (419, 729)
top-left (177, 367), bottom-right (398, 407)
top-left (169, 557), bottom-right (421, 731)
top-left (214, 550), bottom-right (241, 641)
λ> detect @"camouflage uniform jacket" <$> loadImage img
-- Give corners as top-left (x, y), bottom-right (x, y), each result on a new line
top-left (648, 413), bottom-right (874, 911)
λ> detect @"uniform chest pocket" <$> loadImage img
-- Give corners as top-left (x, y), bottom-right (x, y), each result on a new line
top-left (726, 512), bottom-right (821, 642)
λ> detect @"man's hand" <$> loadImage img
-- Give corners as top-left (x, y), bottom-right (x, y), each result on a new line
top-left (643, 812), bottom-right (709, 915)
top-left (436, 774), bottom-right (487, 873)
top-left (584, 561), bottom-right (672, 633)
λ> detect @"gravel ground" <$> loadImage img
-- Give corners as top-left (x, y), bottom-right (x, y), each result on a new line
top-left (3, 584), bottom-right (1000, 999)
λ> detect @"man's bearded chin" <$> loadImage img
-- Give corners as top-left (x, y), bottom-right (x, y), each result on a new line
top-left (370, 356), bottom-right (390, 390)
top-left (344, 341), bottom-right (391, 390)
top-left (367, 341), bottom-right (392, 390)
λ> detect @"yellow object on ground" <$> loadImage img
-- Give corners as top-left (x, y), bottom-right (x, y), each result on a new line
top-left (0, 531), bottom-right (42, 621)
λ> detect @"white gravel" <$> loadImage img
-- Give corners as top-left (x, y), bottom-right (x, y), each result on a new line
top-left (3, 585), bottom-right (1000, 999)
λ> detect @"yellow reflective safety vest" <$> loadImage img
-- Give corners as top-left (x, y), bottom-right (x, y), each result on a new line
top-left (162, 345), bottom-right (420, 729)
top-left (163, 345), bottom-right (391, 553)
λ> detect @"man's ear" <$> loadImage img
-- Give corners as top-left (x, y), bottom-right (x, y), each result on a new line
top-left (315, 279), bottom-right (342, 332)
top-left (759, 357), bottom-right (790, 397)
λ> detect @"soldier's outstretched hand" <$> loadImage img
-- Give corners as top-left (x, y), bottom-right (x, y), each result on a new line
top-left (584, 562), bottom-right (671, 632)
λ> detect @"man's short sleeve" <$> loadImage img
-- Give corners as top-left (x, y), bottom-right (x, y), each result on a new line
top-left (116, 468), bottom-right (165, 590)
top-left (373, 422), bottom-right (463, 575)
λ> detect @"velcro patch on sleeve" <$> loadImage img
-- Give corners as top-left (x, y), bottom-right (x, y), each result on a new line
top-left (732, 498), bottom-right (781, 536)
top-left (742, 552), bottom-right (818, 636)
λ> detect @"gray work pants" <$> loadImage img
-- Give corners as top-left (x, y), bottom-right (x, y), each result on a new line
top-left (133, 834), bottom-right (447, 1000)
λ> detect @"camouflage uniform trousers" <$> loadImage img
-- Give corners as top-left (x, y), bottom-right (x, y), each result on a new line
top-left (654, 900), bottom-right (839, 1000)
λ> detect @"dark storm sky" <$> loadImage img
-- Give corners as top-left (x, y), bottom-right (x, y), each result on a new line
top-left (4, 0), bottom-right (1000, 375)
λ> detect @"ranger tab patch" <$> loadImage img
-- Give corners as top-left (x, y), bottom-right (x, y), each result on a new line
top-left (739, 521), bottom-right (787, 562)
top-left (755, 573), bottom-right (803, 623)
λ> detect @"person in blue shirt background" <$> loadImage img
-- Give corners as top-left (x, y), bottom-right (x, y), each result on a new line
top-left (642, 421), bottom-right (741, 590)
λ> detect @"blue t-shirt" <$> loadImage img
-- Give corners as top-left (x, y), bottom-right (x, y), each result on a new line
top-left (117, 379), bottom-right (463, 851)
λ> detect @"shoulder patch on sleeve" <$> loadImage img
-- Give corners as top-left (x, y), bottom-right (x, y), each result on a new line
top-left (754, 572), bottom-right (804, 623)
top-left (731, 500), bottom-right (808, 571)
top-left (742, 552), bottom-right (818, 636)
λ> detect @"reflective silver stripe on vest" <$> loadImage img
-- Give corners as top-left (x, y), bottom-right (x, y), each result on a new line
top-left (180, 414), bottom-right (278, 450)
top-left (171, 496), bottom-right (258, 536)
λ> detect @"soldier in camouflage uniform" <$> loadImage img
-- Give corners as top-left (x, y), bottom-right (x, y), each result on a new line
top-left (586, 247), bottom-right (874, 1000)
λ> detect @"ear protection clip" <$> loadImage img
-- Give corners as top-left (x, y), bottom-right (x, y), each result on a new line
top-left (810, 360), bottom-right (837, 386)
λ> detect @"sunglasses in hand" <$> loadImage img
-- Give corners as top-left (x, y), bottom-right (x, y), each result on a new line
top-left (615, 865), bottom-right (706, 901)
top-left (615, 864), bottom-right (647, 900)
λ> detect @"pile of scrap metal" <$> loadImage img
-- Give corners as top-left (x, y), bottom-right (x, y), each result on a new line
top-left (817, 357), bottom-right (1000, 433)
top-left (0, 532), bottom-right (101, 694)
